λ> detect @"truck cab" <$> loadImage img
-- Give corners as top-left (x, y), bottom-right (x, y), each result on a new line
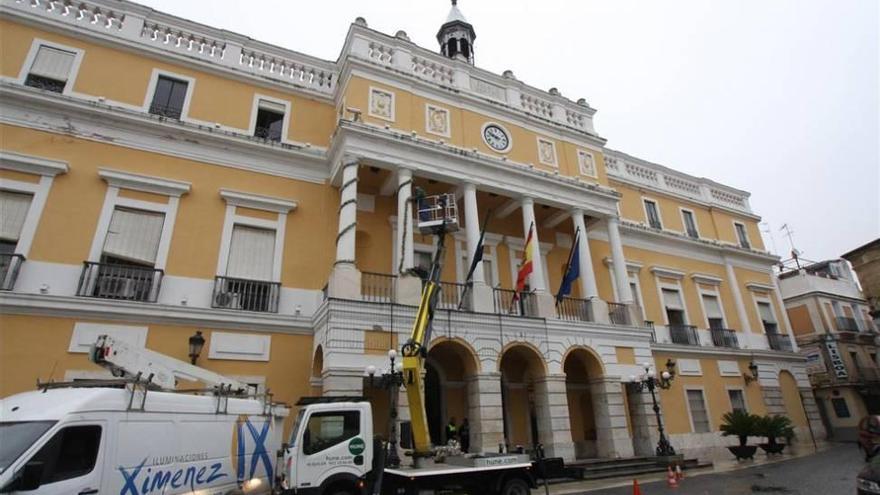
top-left (282, 398), bottom-right (373, 494)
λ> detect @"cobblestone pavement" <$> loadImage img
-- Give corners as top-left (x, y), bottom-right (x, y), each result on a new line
top-left (548, 442), bottom-right (861, 495)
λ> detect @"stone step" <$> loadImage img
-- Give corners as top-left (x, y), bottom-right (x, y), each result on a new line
top-left (547, 457), bottom-right (710, 483)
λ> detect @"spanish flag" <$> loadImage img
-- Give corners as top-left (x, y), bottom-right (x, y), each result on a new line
top-left (515, 222), bottom-right (535, 294)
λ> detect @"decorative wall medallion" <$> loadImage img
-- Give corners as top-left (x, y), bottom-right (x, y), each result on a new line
top-left (537, 138), bottom-right (557, 166)
top-left (426, 104), bottom-right (450, 137)
top-left (482, 122), bottom-right (511, 152)
top-left (578, 150), bottom-right (596, 177)
top-left (368, 87), bottom-right (394, 121)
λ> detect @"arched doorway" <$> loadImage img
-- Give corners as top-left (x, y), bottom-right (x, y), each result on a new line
top-left (779, 370), bottom-right (808, 427)
top-left (311, 346), bottom-right (323, 396)
top-left (563, 348), bottom-right (604, 459)
top-left (499, 343), bottom-right (547, 450)
top-left (425, 339), bottom-right (479, 449)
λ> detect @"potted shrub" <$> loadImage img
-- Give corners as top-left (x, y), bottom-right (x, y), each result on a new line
top-left (757, 415), bottom-right (794, 455)
top-left (720, 410), bottom-right (759, 460)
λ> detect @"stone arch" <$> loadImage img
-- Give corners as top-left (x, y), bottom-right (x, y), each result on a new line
top-left (426, 338), bottom-right (481, 449)
top-left (562, 346), bottom-right (605, 458)
top-left (779, 370), bottom-right (808, 427)
top-left (499, 343), bottom-right (548, 449)
top-left (311, 346), bottom-right (323, 395)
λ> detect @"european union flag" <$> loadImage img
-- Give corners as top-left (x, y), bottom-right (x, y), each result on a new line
top-left (556, 235), bottom-right (580, 304)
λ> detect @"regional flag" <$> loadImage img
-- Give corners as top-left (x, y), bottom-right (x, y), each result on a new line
top-left (556, 234), bottom-right (581, 304)
top-left (515, 222), bottom-right (535, 294)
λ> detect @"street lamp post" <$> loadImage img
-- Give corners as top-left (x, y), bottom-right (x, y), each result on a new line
top-left (629, 359), bottom-right (677, 457)
top-left (366, 349), bottom-right (406, 468)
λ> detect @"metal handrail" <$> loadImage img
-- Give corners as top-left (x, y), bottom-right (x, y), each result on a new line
top-left (436, 281), bottom-right (468, 310)
top-left (212, 275), bottom-right (280, 313)
top-left (76, 261), bottom-right (163, 302)
top-left (0, 253), bottom-right (26, 291)
top-left (556, 297), bottom-right (593, 322)
top-left (836, 316), bottom-right (860, 332)
top-left (669, 324), bottom-right (700, 346)
top-left (608, 302), bottom-right (630, 325)
top-left (148, 102), bottom-right (183, 119)
top-left (361, 272), bottom-right (397, 303)
top-left (492, 287), bottom-right (537, 317)
top-left (710, 328), bottom-right (739, 348)
top-left (254, 125), bottom-right (282, 141)
top-left (766, 332), bottom-right (793, 352)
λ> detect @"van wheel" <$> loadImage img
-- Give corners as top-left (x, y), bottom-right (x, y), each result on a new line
top-left (500, 478), bottom-right (529, 495)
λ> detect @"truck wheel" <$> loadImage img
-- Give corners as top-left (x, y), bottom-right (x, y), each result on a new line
top-left (500, 478), bottom-right (529, 495)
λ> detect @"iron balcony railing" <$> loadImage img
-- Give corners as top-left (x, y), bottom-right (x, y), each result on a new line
top-left (0, 253), bottom-right (25, 291)
top-left (148, 102), bottom-right (183, 120)
top-left (212, 275), bottom-right (280, 313)
top-left (556, 297), bottom-right (594, 322)
top-left (710, 328), bottom-right (740, 349)
top-left (24, 74), bottom-right (65, 93)
top-left (493, 288), bottom-right (538, 317)
top-left (836, 316), bottom-right (861, 332)
top-left (76, 261), bottom-right (163, 302)
top-left (254, 125), bottom-right (282, 142)
top-left (669, 324), bottom-right (700, 346)
top-left (685, 228), bottom-right (699, 239)
top-left (608, 302), bottom-right (630, 326)
top-left (436, 281), bottom-right (468, 311)
top-left (361, 272), bottom-right (397, 303)
top-left (767, 332), bottom-right (793, 352)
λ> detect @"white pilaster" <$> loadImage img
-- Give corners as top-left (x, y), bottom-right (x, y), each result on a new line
top-left (771, 273), bottom-right (799, 352)
top-left (463, 183), bottom-right (493, 312)
top-left (396, 168), bottom-right (414, 273)
top-left (607, 217), bottom-right (633, 303)
top-left (328, 160), bottom-right (361, 299)
top-left (725, 260), bottom-right (752, 334)
top-left (520, 197), bottom-right (546, 292)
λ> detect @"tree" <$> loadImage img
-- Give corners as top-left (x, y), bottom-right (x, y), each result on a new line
top-left (720, 410), bottom-right (759, 447)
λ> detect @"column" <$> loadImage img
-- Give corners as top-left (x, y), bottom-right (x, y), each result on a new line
top-left (321, 367), bottom-right (364, 397)
top-left (771, 273), bottom-right (800, 352)
top-left (626, 385), bottom-right (659, 456)
top-left (467, 372), bottom-right (505, 454)
top-left (534, 374), bottom-right (575, 461)
top-left (521, 198), bottom-right (556, 317)
top-left (607, 217), bottom-right (633, 303)
top-left (590, 378), bottom-right (635, 459)
top-left (724, 259), bottom-right (752, 338)
top-left (394, 169), bottom-right (422, 305)
top-left (328, 159), bottom-right (361, 299)
top-left (463, 183), bottom-right (493, 312)
top-left (573, 210), bottom-right (609, 323)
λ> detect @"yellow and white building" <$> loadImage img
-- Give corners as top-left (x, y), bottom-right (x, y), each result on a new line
top-left (0, 0), bottom-right (824, 461)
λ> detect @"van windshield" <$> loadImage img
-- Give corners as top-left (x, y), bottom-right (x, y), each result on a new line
top-left (0, 421), bottom-right (56, 474)
top-left (289, 409), bottom-right (305, 447)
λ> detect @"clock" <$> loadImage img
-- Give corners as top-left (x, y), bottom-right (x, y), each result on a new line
top-left (482, 123), bottom-right (511, 152)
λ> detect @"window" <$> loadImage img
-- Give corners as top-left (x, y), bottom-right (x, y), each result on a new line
top-left (0, 191), bottom-right (33, 253)
top-left (663, 288), bottom-right (685, 325)
top-left (757, 301), bottom-right (777, 334)
top-left (702, 294), bottom-right (725, 329)
top-left (226, 225), bottom-right (275, 281)
top-left (303, 411), bottom-right (360, 455)
top-left (101, 207), bottom-right (165, 268)
top-left (728, 389), bottom-right (747, 414)
top-left (735, 222), bottom-right (750, 249)
top-left (831, 397), bottom-right (850, 418)
top-left (254, 100), bottom-right (285, 142)
top-left (644, 200), bottom-right (662, 229)
top-left (687, 389), bottom-right (711, 433)
top-left (25, 45), bottom-right (75, 93)
top-left (682, 210), bottom-right (699, 238)
top-left (149, 76), bottom-right (188, 119)
top-left (28, 425), bottom-right (101, 484)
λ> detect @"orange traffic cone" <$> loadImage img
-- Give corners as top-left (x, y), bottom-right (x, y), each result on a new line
top-left (632, 479), bottom-right (642, 495)
top-left (675, 464), bottom-right (684, 480)
top-left (667, 467), bottom-right (679, 488)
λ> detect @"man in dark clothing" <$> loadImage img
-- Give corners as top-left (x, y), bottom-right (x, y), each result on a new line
top-left (445, 416), bottom-right (458, 445)
top-left (459, 418), bottom-right (470, 452)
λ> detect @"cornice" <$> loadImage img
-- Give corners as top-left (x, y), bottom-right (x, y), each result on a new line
top-left (650, 343), bottom-right (805, 362)
top-left (220, 189), bottom-right (298, 213)
top-left (99, 168), bottom-right (191, 197)
top-left (0, 150), bottom-right (69, 177)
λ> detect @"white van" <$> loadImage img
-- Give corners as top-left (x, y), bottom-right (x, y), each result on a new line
top-left (0, 386), bottom-right (287, 495)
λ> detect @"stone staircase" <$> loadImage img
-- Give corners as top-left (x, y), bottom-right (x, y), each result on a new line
top-left (544, 456), bottom-right (712, 483)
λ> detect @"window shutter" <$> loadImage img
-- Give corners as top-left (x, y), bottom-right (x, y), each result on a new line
top-left (30, 46), bottom-right (75, 81)
top-left (702, 294), bottom-right (723, 319)
top-left (102, 208), bottom-right (165, 265)
top-left (0, 191), bottom-right (33, 242)
top-left (259, 99), bottom-right (286, 114)
top-left (226, 225), bottom-right (275, 281)
top-left (758, 302), bottom-right (776, 322)
top-left (662, 288), bottom-right (683, 310)
top-left (687, 390), bottom-right (711, 433)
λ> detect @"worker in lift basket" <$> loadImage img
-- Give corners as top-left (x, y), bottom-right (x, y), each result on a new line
top-left (414, 186), bottom-right (431, 222)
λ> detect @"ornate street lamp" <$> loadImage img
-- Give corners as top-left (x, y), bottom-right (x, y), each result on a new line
top-left (188, 330), bottom-right (205, 365)
top-left (629, 358), bottom-right (677, 457)
top-left (366, 349), bottom-right (406, 468)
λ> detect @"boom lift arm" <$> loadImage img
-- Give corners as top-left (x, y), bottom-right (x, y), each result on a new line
top-left (400, 193), bottom-right (458, 457)
top-left (89, 334), bottom-right (248, 393)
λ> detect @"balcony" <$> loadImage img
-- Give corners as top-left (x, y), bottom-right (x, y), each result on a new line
top-left (711, 328), bottom-right (740, 349)
top-left (0, 253), bottom-right (25, 291)
top-left (361, 272), bottom-right (397, 303)
top-left (669, 324), bottom-right (700, 346)
top-left (148, 103), bottom-right (183, 120)
top-left (556, 297), bottom-right (594, 322)
top-left (212, 276), bottom-right (280, 313)
top-left (254, 125), bottom-right (282, 142)
top-left (436, 281), bottom-right (467, 311)
top-left (608, 302), bottom-right (631, 325)
top-left (836, 316), bottom-right (861, 332)
top-left (767, 333), bottom-right (793, 352)
top-left (76, 261), bottom-right (163, 303)
top-left (493, 288), bottom-right (538, 317)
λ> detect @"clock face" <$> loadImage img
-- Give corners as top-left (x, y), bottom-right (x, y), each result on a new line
top-left (482, 124), bottom-right (511, 152)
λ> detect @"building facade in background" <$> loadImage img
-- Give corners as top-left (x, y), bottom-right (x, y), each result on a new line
top-left (843, 238), bottom-right (880, 328)
top-left (778, 258), bottom-right (879, 440)
top-left (0, 0), bottom-right (824, 461)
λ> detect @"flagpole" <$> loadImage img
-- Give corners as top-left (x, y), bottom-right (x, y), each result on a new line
top-left (457, 208), bottom-right (492, 311)
top-left (555, 226), bottom-right (580, 306)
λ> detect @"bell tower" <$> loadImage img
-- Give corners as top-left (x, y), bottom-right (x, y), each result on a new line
top-left (437, 0), bottom-right (476, 65)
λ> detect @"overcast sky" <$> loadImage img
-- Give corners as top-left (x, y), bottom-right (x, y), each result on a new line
top-left (139, 0), bottom-right (878, 261)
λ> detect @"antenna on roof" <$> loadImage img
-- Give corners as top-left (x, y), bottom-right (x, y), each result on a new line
top-left (779, 223), bottom-right (800, 269)
top-left (760, 222), bottom-right (779, 255)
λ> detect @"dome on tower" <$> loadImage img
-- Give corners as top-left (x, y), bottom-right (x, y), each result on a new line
top-left (437, 1), bottom-right (476, 64)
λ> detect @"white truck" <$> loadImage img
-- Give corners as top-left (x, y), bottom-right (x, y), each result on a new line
top-left (0, 335), bottom-right (288, 495)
